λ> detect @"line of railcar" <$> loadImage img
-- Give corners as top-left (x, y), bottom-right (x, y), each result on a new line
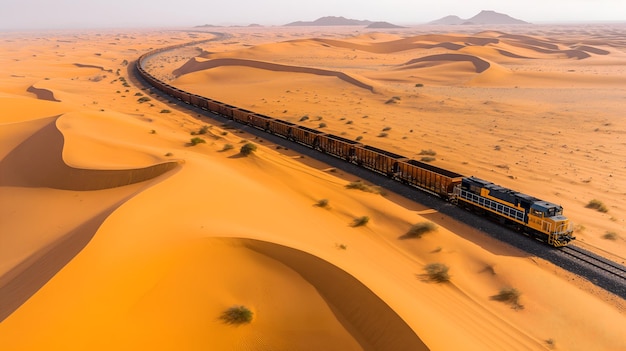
top-left (135, 46), bottom-right (575, 247)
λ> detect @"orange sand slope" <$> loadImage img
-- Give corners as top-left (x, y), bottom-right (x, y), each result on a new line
top-left (1, 27), bottom-right (625, 351)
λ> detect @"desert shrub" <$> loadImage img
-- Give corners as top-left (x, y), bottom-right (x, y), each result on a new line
top-left (319, 122), bottom-right (327, 128)
top-left (415, 83), bottom-right (424, 87)
top-left (377, 132), bottom-right (388, 138)
top-left (424, 263), bottom-right (450, 283)
top-left (222, 144), bottom-right (234, 151)
top-left (602, 231), bottom-right (618, 240)
top-left (491, 287), bottom-right (524, 310)
top-left (382, 126), bottom-right (392, 132)
top-left (346, 120), bottom-right (353, 124)
top-left (337, 243), bottom-right (348, 250)
top-left (160, 109), bottom-right (171, 113)
top-left (149, 129), bottom-right (156, 134)
top-left (190, 137), bottom-right (206, 146)
top-left (164, 152), bottom-right (173, 157)
top-left (352, 216), bottom-right (370, 227)
top-left (419, 149), bottom-right (437, 156)
top-left (355, 135), bottom-right (363, 141)
top-left (299, 115), bottom-right (309, 122)
top-left (315, 199), bottom-right (329, 208)
top-left (586, 199), bottom-right (608, 213)
top-left (135, 92), bottom-right (143, 96)
top-left (220, 305), bottom-right (253, 324)
top-left (405, 222), bottom-right (437, 238)
top-left (346, 181), bottom-right (381, 194)
top-left (420, 156), bottom-right (436, 162)
top-left (137, 96), bottom-right (151, 103)
top-left (240, 142), bottom-right (257, 156)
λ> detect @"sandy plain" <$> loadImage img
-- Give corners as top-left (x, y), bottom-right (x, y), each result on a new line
top-left (0, 24), bottom-right (625, 350)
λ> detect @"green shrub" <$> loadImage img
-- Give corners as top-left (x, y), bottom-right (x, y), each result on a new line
top-left (491, 287), bottom-right (524, 310)
top-left (424, 263), bottom-right (450, 282)
top-left (220, 305), bottom-right (253, 324)
top-left (190, 137), bottom-right (206, 146)
top-left (405, 222), bottom-right (437, 238)
top-left (221, 144), bottom-right (234, 151)
top-left (586, 199), bottom-right (608, 213)
top-left (352, 216), bottom-right (370, 227)
top-left (240, 143), bottom-right (257, 156)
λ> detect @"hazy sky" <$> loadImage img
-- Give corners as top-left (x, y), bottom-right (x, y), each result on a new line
top-left (1, 0), bottom-right (624, 30)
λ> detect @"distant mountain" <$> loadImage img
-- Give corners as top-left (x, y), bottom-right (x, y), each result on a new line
top-left (429, 15), bottom-right (464, 25)
top-left (429, 10), bottom-right (529, 25)
top-left (366, 21), bottom-right (405, 29)
top-left (285, 16), bottom-right (373, 26)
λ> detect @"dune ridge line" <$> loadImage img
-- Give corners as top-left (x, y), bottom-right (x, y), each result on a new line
top-left (173, 57), bottom-right (375, 92)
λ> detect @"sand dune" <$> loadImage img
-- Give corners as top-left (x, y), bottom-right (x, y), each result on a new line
top-left (1, 26), bottom-right (625, 351)
top-left (0, 117), bottom-right (179, 190)
top-left (402, 53), bottom-right (491, 73)
top-left (174, 57), bottom-right (375, 92)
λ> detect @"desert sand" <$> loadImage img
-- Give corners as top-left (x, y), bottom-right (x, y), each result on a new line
top-left (1, 25), bottom-right (625, 351)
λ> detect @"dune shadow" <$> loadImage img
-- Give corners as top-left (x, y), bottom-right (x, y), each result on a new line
top-left (241, 238), bottom-right (429, 351)
top-left (27, 85), bottom-right (60, 102)
top-left (401, 54), bottom-right (491, 74)
top-left (173, 57), bottom-right (375, 93)
top-left (0, 117), bottom-right (180, 190)
top-left (0, 198), bottom-right (128, 322)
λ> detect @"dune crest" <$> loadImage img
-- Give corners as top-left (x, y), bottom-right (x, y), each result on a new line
top-left (401, 54), bottom-right (491, 73)
top-left (241, 238), bottom-right (429, 350)
top-left (0, 117), bottom-right (180, 191)
top-left (174, 57), bottom-right (375, 92)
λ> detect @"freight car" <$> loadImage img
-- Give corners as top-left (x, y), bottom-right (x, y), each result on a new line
top-left (135, 46), bottom-right (575, 247)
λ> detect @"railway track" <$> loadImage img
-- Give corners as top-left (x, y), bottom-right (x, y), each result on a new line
top-left (133, 37), bottom-right (626, 300)
top-left (560, 245), bottom-right (626, 281)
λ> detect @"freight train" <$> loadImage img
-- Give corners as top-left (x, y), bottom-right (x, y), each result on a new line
top-left (134, 46), bottom-right (575, 247)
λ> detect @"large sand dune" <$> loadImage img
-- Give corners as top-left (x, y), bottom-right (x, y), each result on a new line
top-left (1, 26), bottom-right (625, 351)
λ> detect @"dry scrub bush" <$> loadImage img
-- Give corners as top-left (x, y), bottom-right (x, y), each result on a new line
top-left (346, 181), bottom-right (382, 194)
top-left (423, 263), bottom-right (450, 283)
top-left (352, 216), bottom-right (370, 227)
top-left (315, 199), bottom-right (329, 208)
top-left (240, 143), bottom-right (257, 156)
top-left (190, 137), bottom-right (205, 146)
top-left (602, 232), bottom-right (618, 240)
top-left (491, 287), bottom-right (524, 310)
top-left (221, 305), bottom-right (253, 324)
top-left (419, 149), bottom-right (437, 156)
top-left (404, 222), bottom-right (437, 239)
top-left (586, 199), bottom-right (608, 213)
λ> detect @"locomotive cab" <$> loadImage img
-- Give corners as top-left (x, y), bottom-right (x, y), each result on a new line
top-left (527, 201), bottom-right (575, 247)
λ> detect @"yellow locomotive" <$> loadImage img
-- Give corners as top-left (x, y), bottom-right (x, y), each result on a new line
top-left (454, 177), bottom-right (575, 247)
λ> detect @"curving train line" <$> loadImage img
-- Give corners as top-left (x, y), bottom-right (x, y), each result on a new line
top-left (134, 39), bottom-right (576, 248)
